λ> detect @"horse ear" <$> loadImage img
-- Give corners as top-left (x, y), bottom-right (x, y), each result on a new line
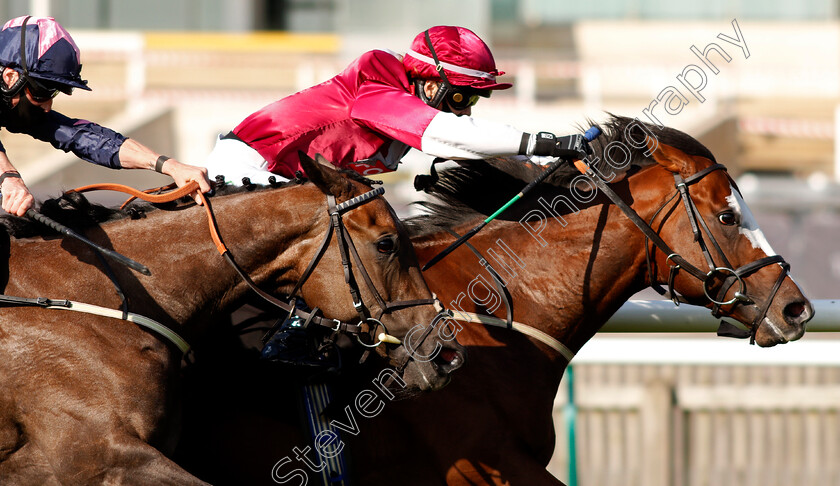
top-left (297, 151), bottom-right (351, 198)
top-left (645, 139), bottom-right (694, 174)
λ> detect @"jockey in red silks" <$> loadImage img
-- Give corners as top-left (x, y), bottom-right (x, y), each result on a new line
top-left (201, 25), bottom-right (588, 184)
top-left (0, 16), bottom-right (210, 216)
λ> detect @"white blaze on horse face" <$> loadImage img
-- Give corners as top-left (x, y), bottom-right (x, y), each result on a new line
top-left (726, 185), bottom-right (776, 256)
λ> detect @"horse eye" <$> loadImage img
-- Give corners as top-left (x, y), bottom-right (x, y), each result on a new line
top-left (718, 211), bottom-right (738, 226)
top-left (377, 237), bottom-right (396, 254)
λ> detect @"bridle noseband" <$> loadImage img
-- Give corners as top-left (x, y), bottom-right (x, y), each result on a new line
top-left (578, 162), bottom-right (791, 344)
top-left (646, 164), bottom-right (790, 343)
top-left (220, 184), bottom-right (452, 372)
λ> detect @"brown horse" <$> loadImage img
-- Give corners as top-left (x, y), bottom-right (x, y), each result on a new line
top-left (0, 154), bottom-right (462, 485)
top-left (341, 115), bottom-right (813, 485)
top-left (172, 115), bottom-right (812, 485)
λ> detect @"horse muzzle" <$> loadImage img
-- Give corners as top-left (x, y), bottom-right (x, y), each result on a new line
top-left (385, 339), bottom-right (466, 392)
top-left (753, 298), bottom-right (813, 347)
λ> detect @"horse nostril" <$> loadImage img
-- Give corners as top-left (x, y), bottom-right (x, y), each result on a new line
top-left (433, 346), bottom-right (465, 373)
top-left (783, 301), bottom-right (808, 322)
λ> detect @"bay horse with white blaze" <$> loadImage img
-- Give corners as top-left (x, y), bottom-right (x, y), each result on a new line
top-left (0, 154), bottom-right (462, 485)
top-left (341, 115), bottom-right (812, 484)
top-left (172, 115), bottom-right (812, 485)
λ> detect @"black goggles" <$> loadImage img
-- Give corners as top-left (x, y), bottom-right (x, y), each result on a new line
top-left (25, 77), bottom-right (69, 102)
top-left (445, 87), bottom-right (489, 111)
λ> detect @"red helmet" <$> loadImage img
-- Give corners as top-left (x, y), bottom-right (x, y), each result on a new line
top-left (404, 26), bottom-right (512, 91)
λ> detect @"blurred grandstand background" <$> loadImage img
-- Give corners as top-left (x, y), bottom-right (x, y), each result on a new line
top-left (3, 2), bottom-right (840, 483)
top-left (3, 0), bottom-right (837, 299)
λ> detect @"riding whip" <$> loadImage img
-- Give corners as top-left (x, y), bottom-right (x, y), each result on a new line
top-left (25, 209), bottom-right (152, 275)
top-left (422, 126), bottom-right (601, 271)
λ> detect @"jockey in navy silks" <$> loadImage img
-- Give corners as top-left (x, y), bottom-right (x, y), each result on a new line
top-left (200, 25), bottom-right (589, 185)
top-left (0, 16), bottom-right (211, 216)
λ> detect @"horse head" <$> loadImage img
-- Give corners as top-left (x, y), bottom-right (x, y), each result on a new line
top-left (406, 115), bottom-right (812, 353)
top-left (294, 153), bottom-right (465, 390)
top-left (632, 127), bottom-right (813, 347)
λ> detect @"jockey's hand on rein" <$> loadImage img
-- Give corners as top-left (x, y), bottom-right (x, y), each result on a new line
top-left (531, 132), bottom-right (591, 161)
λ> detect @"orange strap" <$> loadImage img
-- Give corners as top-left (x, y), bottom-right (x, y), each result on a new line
top-left (118, 183), bottom-right (179, 210)
top-left (69, 181), bottom-right (229, 256)
top-left (71, 181), bottom-right (198, 204)
top-left (197, 191), bottom-right (227, 255)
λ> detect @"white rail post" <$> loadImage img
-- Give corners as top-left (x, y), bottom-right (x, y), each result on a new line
top-left (835, 103), bottom-right (840, 183)
top-left (641, 380), bottom-right (674, 486)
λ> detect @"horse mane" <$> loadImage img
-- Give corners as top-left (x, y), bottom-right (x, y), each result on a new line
top-left (405, 114), bottom-right (716, 237)
top-left (1, 168), bottom-right (377, 239)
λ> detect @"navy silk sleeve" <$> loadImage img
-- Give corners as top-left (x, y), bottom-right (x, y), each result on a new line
top-left (26, 111), bottom-right (126, 169)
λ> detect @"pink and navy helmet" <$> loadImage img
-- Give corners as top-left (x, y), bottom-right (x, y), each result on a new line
top-left (0, 16), bottom-right (90, 92)
top-left (403, 26), bottom-right (511, 91)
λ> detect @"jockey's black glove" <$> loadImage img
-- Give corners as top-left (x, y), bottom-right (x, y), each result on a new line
top-left (521, 132), bottom-right (591, 160)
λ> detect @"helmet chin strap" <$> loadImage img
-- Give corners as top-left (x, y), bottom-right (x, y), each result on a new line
top-left (1, 16), bottom-right (31, 105)
top-left (0, 73), bottom-right (15, 109)
top-left (414, 29), bottom-right (457, 111)
top-left (413, 79), bottom-right (451, 112)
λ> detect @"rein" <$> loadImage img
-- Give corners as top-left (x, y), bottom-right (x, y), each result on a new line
top-left (67, 181), bottom-right (440, 363)
top-left (422, 126), bottom-right (602, 271)
top-left (433, 160), bottom-right (791, 360)
top-left (288, 190), bottom-right (438, 324)
top-left (278, 189), bottom-right (442, 368)
top-left (574, 161), bottom-right (791, 344)
top-left (432, 228), bottom-right (575, 361)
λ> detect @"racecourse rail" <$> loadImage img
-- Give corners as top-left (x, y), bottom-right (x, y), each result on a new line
top-left (561, 299), bottom-right (839, 486)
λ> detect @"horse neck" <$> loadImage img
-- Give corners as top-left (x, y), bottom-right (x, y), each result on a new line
top-left (5, 185), bottom-right (325, 332)
top-left (190, 185), bottom-right (326, 313)
top-left (415, 173), bottom-right (671, 371)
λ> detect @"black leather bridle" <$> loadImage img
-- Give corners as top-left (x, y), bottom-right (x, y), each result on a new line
top-left (578, 162), bottom-right (790, 344)
top-left (224, 185), bottom-right (443, 360)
